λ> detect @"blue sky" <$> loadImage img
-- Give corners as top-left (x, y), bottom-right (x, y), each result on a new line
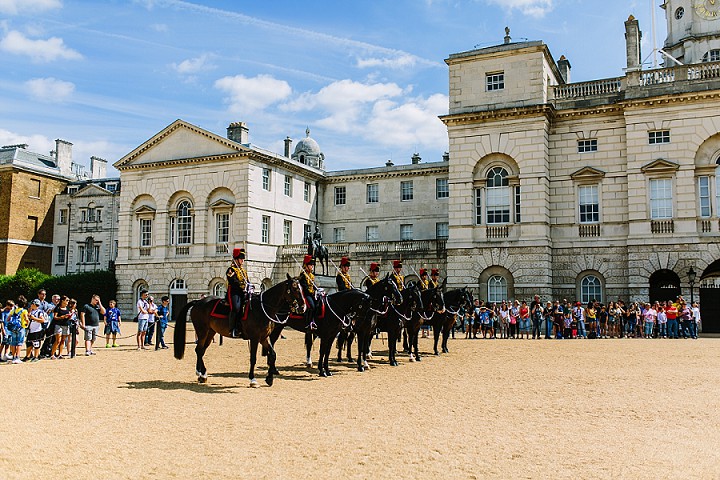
top-left (1, 0), bottom-right (665, 175)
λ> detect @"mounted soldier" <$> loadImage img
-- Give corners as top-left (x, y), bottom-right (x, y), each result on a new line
top-left (390, 260), bottom-right (405, 291)
top-left (417, 268), bottom-right (430, 290)
top-left (227, 247), bottom-right (249, 338)
top-left (299, 254), bottom-right (318, 330)
top-left (336, 256), bottom-right (353, 291)
top-left (363, 262), bottom-right (381, 291)
top-left (429, 268), bottom-right (441, 289)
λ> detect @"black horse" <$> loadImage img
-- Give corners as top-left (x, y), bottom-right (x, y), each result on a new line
top-left (269, 288), bottom-right (371, 377)
top-left (405, 280), bottom-right (447, 362)
top-left (306, 236), bottom-right (330, 276)
top-left (336, 275), bottom-right (402, 372)
top-left (173, 274), bottom-right (305, 387)
top-left (375, 282), bottom-right (423, 366)
top-left (428, 287), bottom-right (474, 355)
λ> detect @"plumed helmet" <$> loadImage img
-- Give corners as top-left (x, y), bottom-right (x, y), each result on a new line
top-left (340, 256), bottom-right (351, 267)
top-left (303, 254), bottom-right (315, 265)
top-left (393, 260), bottom-right (402, 269)
top-left (233, 248), bottom-right (246, 259)
top-left (369, 262), bottom-right (380, 272)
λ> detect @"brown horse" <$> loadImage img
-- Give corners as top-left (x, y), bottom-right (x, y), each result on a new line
top-left (173, 274), bottom-right (305, 387)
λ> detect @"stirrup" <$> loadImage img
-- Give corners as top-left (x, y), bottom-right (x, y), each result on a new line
top-left (309, 321), bottom-right (318, 331)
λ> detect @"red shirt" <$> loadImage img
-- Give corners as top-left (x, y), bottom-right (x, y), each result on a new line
top-left (666, 306), bottom-right (678, 320)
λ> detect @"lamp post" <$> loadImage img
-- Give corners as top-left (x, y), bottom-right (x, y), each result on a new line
top-left (688, 267), bottom-right (696, 305)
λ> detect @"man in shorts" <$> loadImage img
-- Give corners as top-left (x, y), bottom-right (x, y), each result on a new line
top-left (0, 300), bottom-right (14, 361)
top-left (80, 294), bottom-right (106, 356)
top-left (136, 290), bottom-right (151, 350)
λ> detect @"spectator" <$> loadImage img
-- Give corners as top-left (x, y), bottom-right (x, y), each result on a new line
top-left (691, 302), bottom-right (700, 338)
top-left (657, 305), bottom-right (667, 338)
top-left (544, 301), bottom-right (554, 339)
top-left (145, 296), bottom-right (158, 346)
top-left (7, 296), bottom-right (28, 364)
top-left (79, 294), bottom-right (106, 356)
top-left (498, 301), bottom-right (509, 339)
top-left (573, 302), bottom-right (586, 339)
top-left (136, 290), bottom-right (151, 350)
top-left (155, 296), bottom-right (170, 350)
top-left (666, 302), bottom-right (679, 339)
top-left (553, 300), bottom-right (565, 339)
top-left (1, 300), bottom-right (14, 361)
top-left (104, 300), bottom-right (122, 348)
top-left (643, 303), bottom-right (656, 339)
top-left (531, 299), bottom-right (543, 340)
top-left (24, 300), bottom-right (47, 362)
top-left (519, 300), bottom-right (530, 339)
top-left (51, 296), bottom-right (72, 359)
top-left (509, 300), bottom-right (519, 339)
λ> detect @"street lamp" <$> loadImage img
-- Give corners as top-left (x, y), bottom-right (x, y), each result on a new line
top-left (688, 267), bottom-right (696, 304)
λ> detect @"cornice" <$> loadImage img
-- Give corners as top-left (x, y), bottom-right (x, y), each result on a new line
top-left (553, 104), bottom-right (624, 120)
top-left (324, 165), bottom-right (449, 183)
top-left (118, 152), bottom-right (249, 171)
top-left (440, 104), bottom-right (554, 126)
top-left (621, 90), bottom-right (720, 109)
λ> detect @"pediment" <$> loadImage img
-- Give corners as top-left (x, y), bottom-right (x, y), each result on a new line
top-left (114, 119), bottom-right (249, 170)
top-left (209, 199), bottom-right (235, 209)
top-left (72, 183), bottom-right (114, 197)
top-left (134, 205), bottom-right (157, 216)
top-left (641, 158), bottom-right (679, 173)
top-left (570, 166), bottom-right (606, 181)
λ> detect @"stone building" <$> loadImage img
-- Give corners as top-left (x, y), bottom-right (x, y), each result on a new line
top-left (0, 141), bottom-right (74, 274)
top-left (51, 156), bottom-right (120, 276)
top-left (441, 1), bottom-right (720, 331)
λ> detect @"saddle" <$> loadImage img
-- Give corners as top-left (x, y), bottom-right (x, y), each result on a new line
top-left (289, 295), bottom-right (325, 320)
top-left (210, 299), bottom-right (249, 321)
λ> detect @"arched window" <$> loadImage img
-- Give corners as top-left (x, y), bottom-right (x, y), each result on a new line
top-left (487, 275), bottom-right (507, 303)
top-left (170, 279), bottom-right (186, 291)
top-left (486, 167), bottom-right (511, 224)
top-left (580, 275), bottom-right (602, 304)
top-left (84, 236), bottom-right (96, 263)
top-left (170, 200), bottom-right (193, 245)
top-left (212, 282), bottom-right (226, 298)
top-left (135, 281), bottom-right (149, 304)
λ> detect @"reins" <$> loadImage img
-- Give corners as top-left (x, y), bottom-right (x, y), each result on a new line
top-left (258, 287), bottom-right (294, 324)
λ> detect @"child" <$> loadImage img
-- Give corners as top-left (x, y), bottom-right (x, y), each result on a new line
top-left (564, 308), bottom-right (573, 339)
top-left (104, 300), bottom-right (122, 348)
top-left (24, 300), bottom-right (47, 362)
top-left (155, 296), bottom-right (170, 350)
top-left (8, 296), bottom-right (28, 364)
top-left (0, 300), bottom-right (14, 361)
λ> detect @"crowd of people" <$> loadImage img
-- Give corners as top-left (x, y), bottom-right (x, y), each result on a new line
top-left (460, 296), bottom-right (702, 340)
top-left (0, 288), bottom-right (170, 365)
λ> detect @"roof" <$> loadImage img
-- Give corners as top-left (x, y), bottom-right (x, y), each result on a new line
top-left (0, 145), bottom-right (66, 178)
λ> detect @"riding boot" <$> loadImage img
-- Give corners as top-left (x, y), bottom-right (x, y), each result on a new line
top-left (229, 310), bottom-right (241, 338)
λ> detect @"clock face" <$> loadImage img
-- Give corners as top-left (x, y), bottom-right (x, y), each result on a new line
top-left (695, 0), bottom-right (720, 20)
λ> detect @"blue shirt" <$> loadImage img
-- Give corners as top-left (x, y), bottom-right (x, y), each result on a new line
top-left (156, 305), bottom-right (169, 327)
top-left (105, 307), bottom-right (121, 324)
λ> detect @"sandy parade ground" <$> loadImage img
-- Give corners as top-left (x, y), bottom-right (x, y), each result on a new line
top-left (1, 326), bottom-right (719, 480)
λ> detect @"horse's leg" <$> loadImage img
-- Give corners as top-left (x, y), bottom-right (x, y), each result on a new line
top-left (336, 330), bottom-right (346, 362)
top-left (318, 336), bottom-right (327, 377)
top-left (442, 323), bottom-right (451, 353)
top-left (195, 327), bottom-right (215, 383)
top-left (267, 326), bottom-right (282, 375)
top-left (346, 332), bottom-right (355, 362)
top-left (262, 338), bottom-right (276, 386)
top-left (388, 330), bottom-right (397, 366)
top-left (402, 327), bottom-right (409, 354)
top-left (356, 331), bottom-right (365, 372)
top-left (305, 331), bottom-right (313, 368)
top-left (433, 321), bottom-right (441, 355)
top-left (323, 338), bottom-right (333, 376)
top-left (414, 326), bottom-right (421, 361)
top-left (249, 338), bottom-right (259, 387)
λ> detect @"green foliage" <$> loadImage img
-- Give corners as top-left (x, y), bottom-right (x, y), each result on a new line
top-left (0, 269), bottom-right (117, 303)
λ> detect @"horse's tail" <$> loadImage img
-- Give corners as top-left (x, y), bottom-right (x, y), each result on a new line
top-left (173, 300), bottom-right (198, 360)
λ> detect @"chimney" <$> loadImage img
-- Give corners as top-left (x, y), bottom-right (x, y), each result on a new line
top-left (442, 152), bottom-right (450, 162)
top-left (284, 136), bottom-right (293, 157)
top-left (90, 156), bottom-right (107, 179)
top-left (55, 139), bottom-right (73, 176)
top-left (411, 153), bottom-right (422, 164)
top-left (625, 15), bottom-right (642, 72)
top-left (227, 122), bottom-right (249, 144)
top-left (557, 55), bottom-right (572, 84)
top-left (504, 26), bottom-right (511, 45)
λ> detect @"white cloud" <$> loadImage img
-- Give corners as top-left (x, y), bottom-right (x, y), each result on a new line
top-left (486, 0), bottom-right (553, 17)
top-left (356, 54), bottom-right (419, 70)
top-left (25, 77), bottom-right (75, 102)
top-left (0, 30), bottom-right (82, 63)
top-left (172, 53), bottom-right (214, 74)
top-left (283, 79), bottom-right (405, 133)
top-left (0, 0), bottom-right (62, 15)
top-left (214, 74), bottom-right (292, 113)
top-left (150, 23), bottom-right (168, 32)
top-left (0, 129), bottom-right (54, 155)
top-left (366, 93), bottom-right (448, 149)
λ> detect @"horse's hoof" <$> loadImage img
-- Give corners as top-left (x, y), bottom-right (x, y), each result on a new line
top-left (250, 378), bottom-right (259, 388)
top-left (443, 348), bottom-right (449, 353)
top-left (363, 360), bottom-right (369, 368)
top-left (357, 366), bottom-right (365, 372)
top-left (434, 351), bottom-right (440, 356)
top-left (198, 375), bottom-right (207, 384)
top-left (265, 376), bottom-right (274, 387)
top-left (409, 356), bottom-right (416, 363)
top-left (271, 367), bottom-right (280, 375)
top-left (391, 360), bottom-right (398, 367)
top-left (416, 356), bottom-right (421, 362)
top-left (306, 362), bottom-right (313, 368)
top-left (348, 357), bottom-right (354, 363)
top-left (326, 370), bottom-right (333, 376)
top-left (319, 370), bottom-right (327, 377)
top-left (336, 356), bottom-right (342, 362)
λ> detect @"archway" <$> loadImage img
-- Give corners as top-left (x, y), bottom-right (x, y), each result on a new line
top-left (649, 269), bottom-right (680, 303)
top-left (169, 278), bottom-right (188, 322)
top-left (700, 260), bottom-right (720, 333)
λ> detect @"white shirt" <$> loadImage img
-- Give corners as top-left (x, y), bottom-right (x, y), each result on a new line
top-left (691, 307), bottom-right (701, 323)
top-left (137, 298), bottom-right (150, 320)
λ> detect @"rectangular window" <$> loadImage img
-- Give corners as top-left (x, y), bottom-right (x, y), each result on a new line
top-left (284, 175), bottom-right (292, 197)
top-left (93, 245), bottom-right (100, 263)
top-left (304, 182), bottom-right (311, 202)
top-left (578, 139), bottom-right (598, 153)
top-left (400, 181), bottom-right (413, 201)
top-left (303, 223), bottom-right (312, 243)
top-left (436, 178), bottom-right (449, 199)
top-left (649, 130), bottom-right (670, 145)
top-left (486, 72), bottom-right (505, 91)
top-left (105, 183), bottom-right (117, 192)
top-left (80, 209), bottom-right (87, 223)
top-left (515, 185), bottom-right (521, 223)
top-left (335, 186), bottom-right (346, 205)
top-left (436, 222), bottom-right (449, 239)
top-left (78, 246), bottom-right (85, 264)
top-left (650, 178), bottom-right (673, 219)
top-left (283, 220), bottom-right (292, 245)
top-left (28, 216), bottom-right (38, 234)
top-left (29, 179), bottom-right (41, 198)
top-left (261, 216), bottom-right (270, 244)
top-left (486, 187), bottom-right (511, 224)
top-left (59, 209), bottom-right (67, 225)
top-left (67, 186), bottom-right (78, 194)
top-left (366, 225), bottom-right (379, 242)
top-left (367, 183), bottom-right (379, 203)
top-left (400, 224), bottom-right (413, 241)
top-left (87, 208), bottom-right (95, 222)
top-left (475, 189), bottom-right (482, 225)
top-left (96, 209), bottom-right (102, 223)
top-left (262, 168), bottom-right (271, 191)
top-left (57, 246), bottom-right (66, 265)
top-left (140, 219), bottom-right (152, 247)
top-left (579, 185), bottom-right (600, 223)
top-left (709, 49), bottom-right (720, 62)
top-left (699, 176), bottom-right (711, 218)
top-left (216, 213), bottom-right (230, 244)
top-left (333, 227), bottom-right (346, 243)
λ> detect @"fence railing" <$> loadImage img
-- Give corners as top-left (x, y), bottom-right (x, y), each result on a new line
top-left (579, 224), bottom-right (601, 237)
top-left (553, 78), bottom-right (622, 99)
top-left (651, 220), bottom-right (674, 234)
top-left (486, 225), bottom-right (509, 239)
top-left (280, 240), bottom-right (447, 258)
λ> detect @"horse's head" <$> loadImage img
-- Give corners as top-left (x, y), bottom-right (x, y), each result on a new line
top-left (462, 287), bottom-right (474, 310)
top-left (385, 273), bottom-right (402, 305)
top-left (285, 273), bottom-right (306, 315)
top-left (404, 282), bottom-right (424, 312)
top-left (424, 285), bottom-right (446, 313)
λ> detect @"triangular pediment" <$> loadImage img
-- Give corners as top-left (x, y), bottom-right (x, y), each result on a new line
top-left (114, 119), bottom-right (250, 170)
top-left (134, 205), bottom-right (157, 215)
top-left (71, 183), bottom-right (114, 197)
top-left (570, 166), bottom-right (606, 180)
top-left (641, 158), bottom-right (679, 173)
top-left (209, 198), bottom-right (235, 209)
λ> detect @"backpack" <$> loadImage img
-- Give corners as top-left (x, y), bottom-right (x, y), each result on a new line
top-left (7, 308), bottom-right (23, 333)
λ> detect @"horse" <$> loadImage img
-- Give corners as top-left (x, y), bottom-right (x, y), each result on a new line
top-left (405, 279), bottom-right (447, 362)
top-left (173, 274), bottom-right (305, 387)
top-left (374, 282), bottom-right (423, 366)
top-left (306, 240), bottom-right (330, 276)
top-left (268, 288), bottom-right (371, 377)
top-left (336, 274), bottom-right (402, 372)
top-left (430, 287), bottom-right (474, 355)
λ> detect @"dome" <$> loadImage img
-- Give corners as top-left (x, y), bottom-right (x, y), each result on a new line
top-left (293, 127), bottom-right (321, 156)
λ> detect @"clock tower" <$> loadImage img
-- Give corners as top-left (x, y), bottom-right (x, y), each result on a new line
top-left (662, 0), bottom-right (720, 64)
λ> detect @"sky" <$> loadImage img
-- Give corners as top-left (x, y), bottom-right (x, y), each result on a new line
top-left (0, 0), bottom-right (667, 175)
